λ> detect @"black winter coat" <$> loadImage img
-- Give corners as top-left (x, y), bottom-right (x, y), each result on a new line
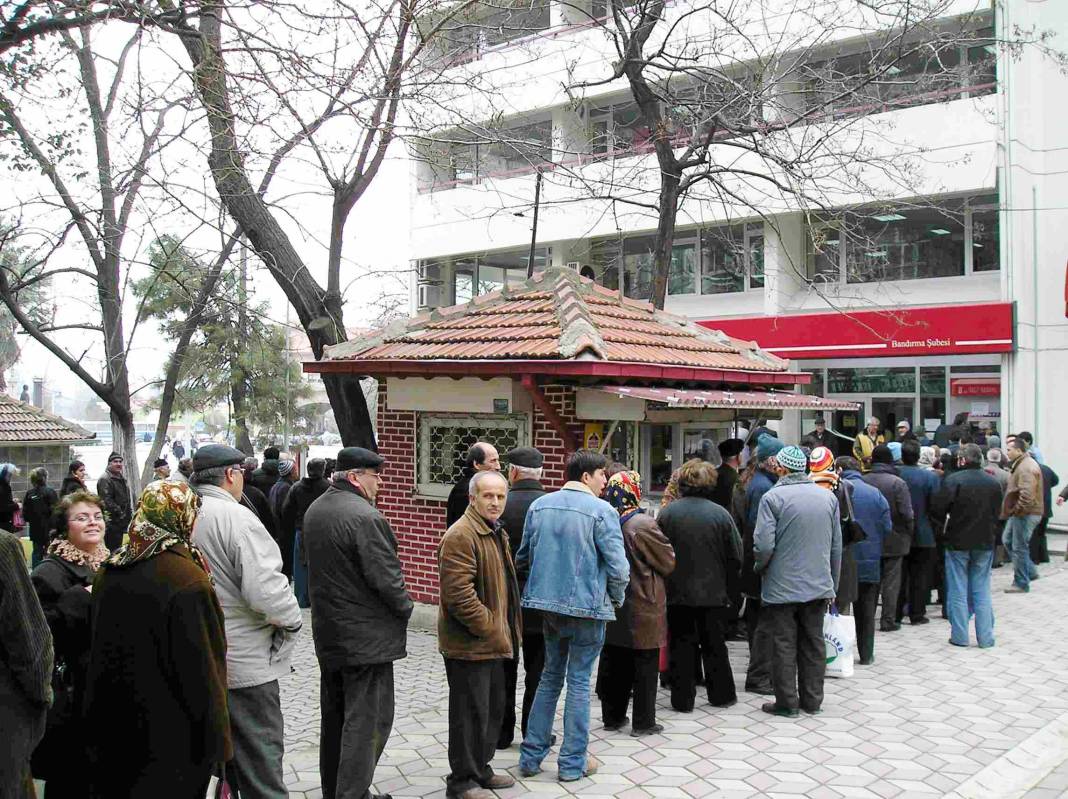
top-left (303, 481), bottom-right (413, 668)
top-left (59, 477), bottom-right (85, 498)
top-left (249, 459), bottom-right (279, 497)
top-left (23, 486), bottom-right (58, 547)
top-left (30, 555), bottom-right (94, 779)
top-left (862, 464), bottom-right (914, 557)
top-left (240, 483), bottom-right (278, 543)
top-left (95, 473), bottom-right (132, 539)
top-left (500, 478), bottom-right (547, 635)
top-left (283, 476), bottom-right (331, 567)
top-left (446, 469), bottom-right (474, 529)
top-left (710, 463), bottom-right (738, 511)
top-left (657, 496), bottom-right (742, 608)
top-left (930, 465), bottom-right (1004, 551)
top-left (0, 479), bottom-right (17, 532)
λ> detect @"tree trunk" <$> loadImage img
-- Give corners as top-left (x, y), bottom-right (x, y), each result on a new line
top-left (322, 372), bottom-right (376, 449)
top-left (111, 409), bottom-right (141, 495)
top-left (650, 173), bottom-right (681, 310)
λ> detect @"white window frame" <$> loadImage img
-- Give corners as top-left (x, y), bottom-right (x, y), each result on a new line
top-left (415, 412), bottom-right (531, 499)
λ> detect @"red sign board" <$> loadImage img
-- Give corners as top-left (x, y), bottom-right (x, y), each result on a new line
top-left (700, 302), bottom-right (1015, 360)
top-left (951, 379), bottom-right (1000, 397)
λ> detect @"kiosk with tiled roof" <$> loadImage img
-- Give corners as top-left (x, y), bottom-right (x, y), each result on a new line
top-left (0, 395), bottom-right (95, 494)
top-left (305, 268), bottom-right (856, 603)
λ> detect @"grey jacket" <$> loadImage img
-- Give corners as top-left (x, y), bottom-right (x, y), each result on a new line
top-left (862, 464), bottom-right (915, 557)
top-left (753, 474), bottom-right (842, 605)
top-left (192, 484), bottom-right (302, 689)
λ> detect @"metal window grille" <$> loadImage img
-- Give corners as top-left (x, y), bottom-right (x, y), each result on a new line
top-left (418, 413), bottom-right (529, 488)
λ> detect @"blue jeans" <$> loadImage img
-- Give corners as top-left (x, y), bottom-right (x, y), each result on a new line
top-left (293, 529), bottom-right (310, 608)
top-left (944, 549), bottom-right (995, 647)
top-left (1003, 515), bottom-right (1041, 590)
top-left (519, 613), bottom-right (605, 780)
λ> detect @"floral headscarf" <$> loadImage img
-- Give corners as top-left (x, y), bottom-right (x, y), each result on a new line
top-left (604, 470), bottom-right (643, 523)
top-left (106, 479), bottom-right (208, 574)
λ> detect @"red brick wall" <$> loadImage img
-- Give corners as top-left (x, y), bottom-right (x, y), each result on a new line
top-left (375, 380), bottom-right (581, 604)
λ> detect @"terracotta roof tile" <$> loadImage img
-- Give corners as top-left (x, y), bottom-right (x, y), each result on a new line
top-left (321, 268), bottom-right (789, 374)
top-left (0, 396), bottom-right (95, 444)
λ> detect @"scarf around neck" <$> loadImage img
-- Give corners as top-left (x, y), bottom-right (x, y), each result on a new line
top-left (47, 537), bottom-right (109, 571)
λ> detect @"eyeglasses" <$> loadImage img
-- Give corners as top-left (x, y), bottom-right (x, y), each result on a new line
top-left (71, 513), bottom-right (105, 524)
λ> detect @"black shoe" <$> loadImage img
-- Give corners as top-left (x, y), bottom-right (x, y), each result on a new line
top-left (630, 723), bottom-right (664, 738)
top-left (602, 716), bottom-right (629, 731)
top-left (879, 621), bottom-right (901, 632)
top-left (745, 683), bottom-right (774, 696)
top-left (911, 616), bottom-right (931, 625)
top-left (858, 657), bottom-right (874, 666)
top-left (800, 706), bottom-right (823, 716)
top-left (496, 738), bottom-right (513, 750)
top-left (761, 702), bottom-right (799, 718)
top-left (710, 698), bottom-right (738, 708)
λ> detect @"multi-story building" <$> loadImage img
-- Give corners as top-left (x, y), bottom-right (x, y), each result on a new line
top-left (407, 0), bottom-right (1068, 521)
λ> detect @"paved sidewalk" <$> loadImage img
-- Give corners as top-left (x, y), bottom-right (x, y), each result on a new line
top-left (279, 561), bottom-right (1068, 799)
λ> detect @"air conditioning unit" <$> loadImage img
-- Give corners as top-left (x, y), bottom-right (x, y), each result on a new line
top-left (417, 261), bottom-right (441, 281)
top-left (417, 283), bottom-right (443, 309)
top-left (567, 262), bottom-right (597, 281)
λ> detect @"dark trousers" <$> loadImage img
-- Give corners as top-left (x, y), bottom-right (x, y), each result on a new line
top-left (855, 582), bottom-right (880, 663)
top-left (764, 600), bottom-right (828, 712)
top-left (103, 523), bottom-right (125, 552)
top-left (667, 605), bottom-right (736, 711)
top-left (896, 547), bottom-right (934, 622)
top-left (226, 680), bottom-right (287, 799)
top-left (499, 632), bottom-right (546, 747)
top-left (320, 662), bottom-right (394, 799)
top-left (743, 596), bottom-right (773, 690)
top-left (92, 765), bottom-right (213, 798)
top-left (880, 556), bottom-right (904, 626)
top-left (444, 658), bottom-right (506, 797)
top-left (596, 645), bottom-right (659, 730)
top-left (1031, 517), bottom-right (1051, 564)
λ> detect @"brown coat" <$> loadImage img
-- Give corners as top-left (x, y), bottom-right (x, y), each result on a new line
top-left (605, 512), bottom-right (676, 651)
top-left (438, 505), bottom-right (522, 661)
top-left (1003, 453), bottom-right (1044, 518)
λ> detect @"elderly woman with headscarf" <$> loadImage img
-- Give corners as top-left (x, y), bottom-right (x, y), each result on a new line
top-left (594, 470), bottom-right (675, 737)
top-left (657, 459), bottom-right (742, 712)
top-left (29, 490), bottom-right (108, 797)
top-left (0, 462), bottom-right (21, 532)
top-left (85, 480), bottom-right (231, 798)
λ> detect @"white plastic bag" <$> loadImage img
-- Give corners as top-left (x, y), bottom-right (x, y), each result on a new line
top-left (824, 608), bottom-right (856, 678)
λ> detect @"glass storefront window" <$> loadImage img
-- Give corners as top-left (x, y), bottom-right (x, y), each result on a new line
top-left (827, 367), bottom-right (916, 394)
top-left (648, 424), bottom-right (674, 492)
top-left (669, 242), bottom-right (698, 295)
top-left (682, 427), bottom-right (721, 466)
top-left (846, 208), bottom-right (965, 283)
top-left (749, 232), bottom-right (765, 289)
top-left (971, 207), bottom-right (999, 272)
top-left (700, 226), bottom-right (746, 294)
top-left (454, 260), bottom-right (476, 303)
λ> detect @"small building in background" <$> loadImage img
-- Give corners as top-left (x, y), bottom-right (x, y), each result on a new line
top-left (0, 394), bottom-right (95, 494)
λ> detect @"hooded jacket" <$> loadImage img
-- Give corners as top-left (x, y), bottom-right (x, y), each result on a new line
top-left (862, 463), bottom-right (914, 557)
top-left (191, 484), bottom-right (302, 689)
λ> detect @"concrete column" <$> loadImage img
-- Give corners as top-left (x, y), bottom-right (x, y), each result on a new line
top-left (762, 212), bottom-right (807, 315)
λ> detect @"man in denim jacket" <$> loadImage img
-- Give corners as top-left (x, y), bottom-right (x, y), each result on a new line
top-left (516, 450), bottom-right (629, 782)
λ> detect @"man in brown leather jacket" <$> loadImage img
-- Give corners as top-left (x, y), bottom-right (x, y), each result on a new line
top-left (438, 470), bottom-right (521, 799)
top-left (1002, 435), bottom-right (1045, 593)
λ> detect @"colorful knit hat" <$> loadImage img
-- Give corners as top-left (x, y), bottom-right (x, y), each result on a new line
top-left (809, 446), bottom-right (838, 486)
top-left (775, 445), bottom-right (808, 473)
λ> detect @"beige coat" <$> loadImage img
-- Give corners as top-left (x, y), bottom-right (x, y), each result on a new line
top-left (1003, 453), bottom-right (1044, 518)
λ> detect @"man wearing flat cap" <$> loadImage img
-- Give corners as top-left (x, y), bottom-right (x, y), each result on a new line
top-left (712, 439), bottom-right (744, 511)
top-left (303, 447), bottom-right (413, 799)
top-left (190, 444), bottom-right (303, 797)
top-left (805, 417), bottom-right (838, 457)
top-left (497, 447), bottom-right (548, 749)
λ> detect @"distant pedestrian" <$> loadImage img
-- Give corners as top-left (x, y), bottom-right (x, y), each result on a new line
top-left (270, 457), bottom-right (298, 579)
top-left (596, 470), bottom-right (675, 735)
top-left (0, 529), bottom-right (53, 799)
top-left (1002, 435), bottom-right (1044, 593)
top-left (191, 444), bottom-right (303, 798)
top-left (86, 480), bottom-right (231, 797)
top-left (446, 442), bottom-right (501, 528)
top-left (862, 445), bottom-right (914, 632)
top-left (517, 450), bottom-right (629, 782)
top-left (95, 452), bottom-right (131, 551)
top-left (657, 460), bottom-right (737, 714)
top-left (23, 468), bottom-right (58, 568)
top-left (711, 439), bottom-right (744, 511)
top-left (837, 457), bottom-right (890, 665)
top-left (438, 470), bottom-right (519, 799)
top-left (731, 434), bottom-right (783, 696)
top-left (497, 447), bottom-right (548, 748)
top-left (282, 458), bottom-right (331, 608)
top-left (29, 490), bottom-right (108, 797)
top-left (931, 444), bottom-right (1001, 647)
top-left (0, 462), bottom-right (20, 533)
top-left (754, 446), bottom-right (841, 718)
top-left (177, 457), bottom-right (194, 480)
top-left (19, 384), bottom-right (30, 403)
top-left (805, 416), bottom-right (838, 457)
top-left (1030, 463), bottom-right (1059, 565)
top-left (250, 446), bottom-right (280, 496)
top-left (897, 440), bottom-right (940, 625)
top-left (852, 417), bottom-right (885, 472)
top-left (152, 457), bottom-right (171, 480)
top-left (171, 438), bottom-right (185, 460)
top-left (60, 461), bottom-right (86, 498)
top-left (303, 447), bottom-right (414, 799)
top-left (1017, 431), bottom-right (1044, 464)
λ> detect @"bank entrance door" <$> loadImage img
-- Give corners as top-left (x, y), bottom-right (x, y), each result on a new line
top-left (871, 397), bottom-right (918, 437)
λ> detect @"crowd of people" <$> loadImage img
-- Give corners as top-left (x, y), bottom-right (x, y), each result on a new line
top-left (0, 414), bottom-right (1062, 799)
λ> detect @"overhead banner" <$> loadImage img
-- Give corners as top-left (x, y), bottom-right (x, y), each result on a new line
top-left (700, 302), bottom-right (1014, 361)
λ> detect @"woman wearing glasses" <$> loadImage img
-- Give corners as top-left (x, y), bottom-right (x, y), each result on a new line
top-left (29, 490), bottom-right (109, 798)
